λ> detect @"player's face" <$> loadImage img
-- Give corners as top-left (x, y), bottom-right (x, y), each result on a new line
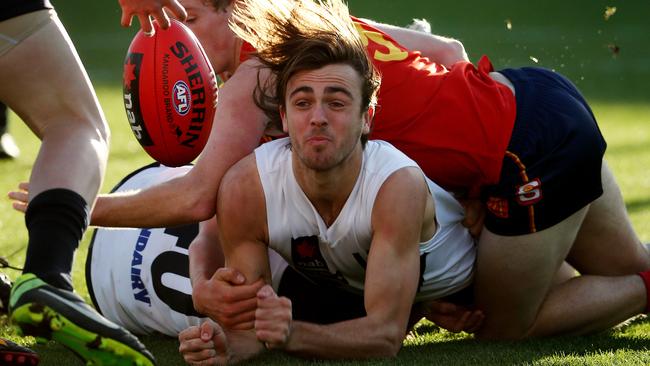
top-left (181, 0), bottom-right (239, 79)
top-left (282, 64), bottom-right (370, 172)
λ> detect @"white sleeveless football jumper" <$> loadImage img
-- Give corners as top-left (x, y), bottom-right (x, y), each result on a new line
top-left (255, 138), bottom-right (475, 302)
top-left (87, 164), bottom-right (288, 336)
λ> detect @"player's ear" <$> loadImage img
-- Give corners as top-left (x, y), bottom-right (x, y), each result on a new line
top-left (362, 106), bottom-right (373, 134)
top-left (280, 105), bottom-right (289, 133)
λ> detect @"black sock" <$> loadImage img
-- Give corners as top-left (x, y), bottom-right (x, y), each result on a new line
top-left (23, 189), bottom-right (89, 291)
top-left (0, 102), bottom-right (8, 134)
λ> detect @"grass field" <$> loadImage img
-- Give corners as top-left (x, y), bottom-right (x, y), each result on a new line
top-left (1, 0), bottom-right (650, 365)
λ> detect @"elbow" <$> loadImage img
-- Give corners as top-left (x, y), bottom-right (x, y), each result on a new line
top-left (362, 314), bottom-right (408, 358)
top-left (371, 327), bottom-right (404, 358)
top-left (383, 333), bottom-right (404, 358)
top-left (187, 197), bottom-right (216, 222)
top-left (449, 39), bottom-right (469, 62)
top-left (441, 39), bottom-right (468, 65)
top-left (373, 339), bottom-right (402, 358)
top-left (180, 178), bottom-right (217, 222)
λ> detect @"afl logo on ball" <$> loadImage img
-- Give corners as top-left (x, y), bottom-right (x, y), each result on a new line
top-left (172, 80), bottom-right (191, 116)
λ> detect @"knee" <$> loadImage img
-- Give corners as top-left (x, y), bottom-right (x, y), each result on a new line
top-left (73, 117), bottom-right (110, 155)
top-left (94, 118), bottom-right (110, 149)
top-left (79, 106), bottom-right (110, 146)
top-left (629, 251), bottom-right (650, 272)
top-left (75, 110), bottom-right (110, 150)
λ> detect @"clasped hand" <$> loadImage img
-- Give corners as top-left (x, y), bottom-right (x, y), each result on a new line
top-left (181, 270), bottom-right (292, 364)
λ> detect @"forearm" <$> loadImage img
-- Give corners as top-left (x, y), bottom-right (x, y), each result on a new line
top-left (284, 316), bottom-right (404, 359)
top-left (189, 227), bottom-right (224, 286)
top-left (91, 176), bottom-right (214, 227)
top-left (366, 19), bottom-right (468, 67)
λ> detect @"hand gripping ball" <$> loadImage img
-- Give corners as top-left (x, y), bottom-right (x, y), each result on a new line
top-left (123, 19), bottom-right (217, 167)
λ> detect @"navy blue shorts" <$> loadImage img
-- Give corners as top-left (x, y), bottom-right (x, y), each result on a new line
top-left (482, 67), bottom-right (607, 236)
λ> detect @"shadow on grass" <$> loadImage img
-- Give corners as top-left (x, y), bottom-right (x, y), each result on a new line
top-left (10, 317), bottom-right (650, 365)
top-left (397, 318), bottom-right (650, 366)
top-left (133, 319), bottom-right (650, 366)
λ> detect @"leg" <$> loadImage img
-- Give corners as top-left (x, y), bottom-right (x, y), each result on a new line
top-left (476, 163), bottom-right (648, 339)
top-left (1, 10), bottom-right (153, 365)
top-left (0, 12), bottom-right (109, 204)
top-left (0, 9), bottom-right (108, 288)
top-left (567, 161), bottom-right (650, 275)
top-left (530, 162), bottom-right (650, 336)
top-left (475, 207), bottom-right (587, 339)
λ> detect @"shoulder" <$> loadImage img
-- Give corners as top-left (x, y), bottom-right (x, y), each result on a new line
top-left (219, 154), bottom-right (254, 192)
top-left (374, 165), bottom-right (431, 217)
top-left (222, 58), bottom-right (271, 98)
top-left (233, 58), bottom-right (271, 84)
top-left (379, 166), bottom-right (429, 198)
top-left (371, 166), bottom-right (433, 241)
top-left (373, 165), bottom-right (430, 215)
top-left (218, 153), bottom-right (265, 215)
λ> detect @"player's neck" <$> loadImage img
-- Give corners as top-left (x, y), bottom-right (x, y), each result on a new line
top-left (294, 150), bottom-right (362, 227)
top-left (232, 37), bottom-right (243, 71)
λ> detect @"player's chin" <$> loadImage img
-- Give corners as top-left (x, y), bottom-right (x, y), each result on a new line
top-left (302, 156), bottom-right (338, 171)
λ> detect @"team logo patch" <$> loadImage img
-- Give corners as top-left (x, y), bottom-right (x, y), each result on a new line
top-left (515, 178), bottom-right (543, 206)
top-left (172, 80), bottom-right (191, 116)
top-left (291, 235), bottom-right (348, 286)
top-left (291, 236), bottom-right (327, 272)
top-left (487, 197), bottom-right (509, 218)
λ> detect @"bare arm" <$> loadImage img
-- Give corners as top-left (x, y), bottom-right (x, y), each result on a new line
top-left (217, 154), bottom-right (272, 287)
top-left (179, 156), bottom-right (271, 364)
top-left (364, 18), bottom-right (468, 67)
top-left (194, 164), bottom-right (430, 361)
top-left (269, 168), bottom-right (431, 359)
top-left (189, 218), bottom-right (225, 289)
top-left (189, 215), bottom-right (264, 328)
top-left (91, 60), bottom-right (271, 228)
top-left (179, 153), bottom-right (273, 362)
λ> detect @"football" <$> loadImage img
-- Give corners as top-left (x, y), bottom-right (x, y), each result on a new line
top-left (123, 19), bottom-right (217, 167)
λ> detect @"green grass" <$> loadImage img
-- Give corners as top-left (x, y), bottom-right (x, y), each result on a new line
top-left (1, 0), bottom-right (650, 364)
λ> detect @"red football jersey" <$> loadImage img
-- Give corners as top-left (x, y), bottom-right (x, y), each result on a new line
top-left (239, 19), bottom-right (516, 196)
top-left (352, 17), bottom-right (516, 196)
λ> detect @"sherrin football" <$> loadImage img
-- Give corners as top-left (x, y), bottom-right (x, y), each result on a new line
top-left (123, 19), bottom-right (217, 167)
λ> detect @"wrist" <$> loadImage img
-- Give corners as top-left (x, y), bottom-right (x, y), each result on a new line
top-left (190, 278), bottom-right (210, 313)
top-left (282, 321), bottom-right (297, 352)
top-left (90, 195), bottom-right (107, 226)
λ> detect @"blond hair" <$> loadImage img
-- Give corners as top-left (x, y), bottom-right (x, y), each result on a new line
top-left (229, 0), bottom-right (380, 131)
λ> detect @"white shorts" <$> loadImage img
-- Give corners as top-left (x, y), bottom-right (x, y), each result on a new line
top-left (86, 163), bottom-right (288, 336)
top-left (0, 9), bottom-right (52, 57)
